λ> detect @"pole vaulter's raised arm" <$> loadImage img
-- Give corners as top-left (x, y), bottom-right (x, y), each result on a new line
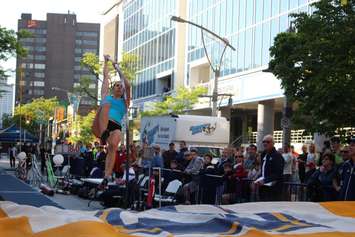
top-left (101, 55), bottom-right (111, 101)
top-left (108, 56), bottom-right (131, 110)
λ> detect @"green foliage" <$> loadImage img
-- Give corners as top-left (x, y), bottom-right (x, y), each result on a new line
top-left (119, 52), bottom-right (140, 82)
top-left (75, 52), bottom-right (139, 101)
top-left (0, 27), bottom-right (31, 78)
top-left (3, 97), bottom-right (59, 133)
top-left (67, 111), bottom-right (96, 144)
top-left (141, 86), bottom-right (208, 117)
top-left (268, 0), bottom-right (355, 137)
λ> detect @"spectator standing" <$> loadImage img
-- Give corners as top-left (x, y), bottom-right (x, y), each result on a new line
top-left (114, 145), bottom-right (126, 178)
top-left (216, 149), bottom-right (233, 175)
top-left (244, 144), bottom-right (257, 171)
top-left (39, 145), bottom-right (46, 174)
top-left (176, 141), bottom-right (188, 168)
top-left (255, 135), bottom-right (284, 201)
top-left (222, 162), bottom-right (236, 204)
top-left (199, 153), bottom-right (216, 175)
top-left (234, 151), bottom-right (247, 179)
top-left (282, 145), bottom-right (294, 183)
top-left (248, 156), bottom-right (261, 202)
top-left (84, 143), bottom-right (94, 177)
top-left (331, 137), bottom-right (343, 166)
top-left (162, 142), bottom-right (178, 168)
top-left (306, 144), bottom-right (319, 171)
top-left (151, 144), bottom-right (164, 168)
top-left (307, 153), bottom-right (339, 201)
top-left (182, 149), bottom-right (204, 204)
top-left (298, 145), bottom-right (308, 183)
top-left (9, 145), bottom-right (17, 168)
top-left (338, 137), bottom-right (355, 200)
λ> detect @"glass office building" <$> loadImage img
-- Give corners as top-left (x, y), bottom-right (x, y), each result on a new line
top-left (187, 0), bottom-right (317, 83)
top-left (123, 0), bottom-right (176, 102)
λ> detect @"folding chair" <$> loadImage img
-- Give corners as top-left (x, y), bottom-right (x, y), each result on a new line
top-left (154, 179), bottom-right (182, 207)
top-left (54, 165), bottom-right (71, 190)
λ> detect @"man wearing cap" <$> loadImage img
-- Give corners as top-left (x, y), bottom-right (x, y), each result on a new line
top-left (182, 148), bottom-right (204, 204)
top-left (162, 142), bottom-right (178, 168)
top-left (338, 137), bottom-right (355, 200)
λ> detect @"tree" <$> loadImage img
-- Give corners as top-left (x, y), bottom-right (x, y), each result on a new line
top-left (0, 27), bottom-right (30, 78)
top-left (268, 0), bottom-right (355, 137)
top-left (67, 111), bottom-right (96, 145)
top-left (3, 97), bottom-right (59, 134)
top-left (141, 86), bottom-right (208, 116)
top-left (74, 52), bottom-right (139, 102)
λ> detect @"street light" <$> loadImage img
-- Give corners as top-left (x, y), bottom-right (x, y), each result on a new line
top-left (171, 16), bottom-right (236, 117)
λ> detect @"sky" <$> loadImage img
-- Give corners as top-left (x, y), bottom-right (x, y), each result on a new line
top-left (1, 0), bottom-right (113, 84)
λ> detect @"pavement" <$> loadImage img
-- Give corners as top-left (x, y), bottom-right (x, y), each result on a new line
top-left (0, 155), bottom-right (102, 211)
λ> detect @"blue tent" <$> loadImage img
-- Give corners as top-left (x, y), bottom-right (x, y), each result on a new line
top-left (0, 125), bottom-right (39, 143)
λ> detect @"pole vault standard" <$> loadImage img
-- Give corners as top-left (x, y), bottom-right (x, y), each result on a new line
top-left (106, 56), bottom-right (131, 208)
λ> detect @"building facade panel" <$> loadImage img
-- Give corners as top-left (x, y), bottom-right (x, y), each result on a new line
top-left (16, 13), bottom-right (100, 114)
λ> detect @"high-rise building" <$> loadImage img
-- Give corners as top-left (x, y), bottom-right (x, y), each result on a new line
top-left (0, 82), bottom-right (15, 128)
top-left (16, 13), bottom-right (100, 114)
top-left (104, 0), bottom-right (318, 145)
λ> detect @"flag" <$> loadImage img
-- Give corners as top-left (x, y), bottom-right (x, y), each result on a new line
top-left (0, 201), bottom-right (355, 237)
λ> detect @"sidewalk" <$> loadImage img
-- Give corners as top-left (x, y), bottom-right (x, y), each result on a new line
top-left (0, 156), bottom-right (101, 211)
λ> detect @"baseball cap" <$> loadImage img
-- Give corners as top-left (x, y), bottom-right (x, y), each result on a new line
top-left (190, 148), bottom-right (198, 153)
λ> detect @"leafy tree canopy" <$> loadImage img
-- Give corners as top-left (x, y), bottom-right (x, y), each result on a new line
top-left (268, 0), bottom-right (355, 137)
top-left (74, 52), bottom-right (139, 102)
top-left (2, 97), bottom-right (59, 133)
top-left (0, 27), bottom-right (31, 78)
top-left (67, 111), bottom-right (96, 145)
top-left (141, 86), bottom-right (208, 117)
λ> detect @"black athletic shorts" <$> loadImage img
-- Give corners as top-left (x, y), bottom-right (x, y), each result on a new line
top-left (107, 120), bottom-right (122, 132)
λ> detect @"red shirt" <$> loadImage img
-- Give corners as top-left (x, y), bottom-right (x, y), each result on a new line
top-left (114, 151), bottom-right (126, 176)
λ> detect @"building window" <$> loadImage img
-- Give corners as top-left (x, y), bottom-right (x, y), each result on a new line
top-left (35, 55), bottom-right (46, 60)
top-left (82, 40), bottom-right (97, 46)
top-left (73, 82), bottom-right (80, 87)
top-left (36, 38), bottom-right (47, 43)
top-left (74, 74), bottom-right (81, 80)
top-left (75, 57), bottom-right (81, 62)
top-left (21, 63), bottom-right (33, 69)
top-left (75, 48), bottom-right (82, 54)
top-left (21, 38), bottom-right (34, 43)
top-left (83, 48), bottom-right (96, 53)
top-left (19, 81), bottom-right (26, 86)
top-left (34, 63), bottom-right (45, 69)
top-left (34, 72), bottom-right (45, 78)
top-left (76, 32), bottom-right (98, 37)
top-left (33, 89), bottom-right (44, 95)
top-left (24, 46), bottom-right (33, 51)
top-left (75, 40), bottom-right (82, 45)
top-left (74, 65), bottom-right (81, 71)
top-left (35, 46), bottom-right (46, 52)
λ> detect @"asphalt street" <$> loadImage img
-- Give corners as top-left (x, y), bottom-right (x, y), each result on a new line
top-left (0, 155), bottom-right (102, 211)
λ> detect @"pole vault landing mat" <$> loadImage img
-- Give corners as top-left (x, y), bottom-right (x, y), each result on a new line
top-left (0, 201), bottom-right (354, 237)
top-left (0, 174), bottom-right (62, 209)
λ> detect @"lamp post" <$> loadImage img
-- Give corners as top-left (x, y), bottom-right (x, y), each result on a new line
top-left (171, 16), bottom-right (236, 117)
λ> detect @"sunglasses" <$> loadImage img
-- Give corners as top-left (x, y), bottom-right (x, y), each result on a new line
top-left (262, 140), bottom-right (271, 144)
top-left (341, 151), bottom-right (349, 153)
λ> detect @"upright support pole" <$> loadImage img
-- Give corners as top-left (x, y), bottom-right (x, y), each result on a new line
top-left (282, 96), bottom-right (292, 148)
top-left (211, 69), bottom-right (220, 117)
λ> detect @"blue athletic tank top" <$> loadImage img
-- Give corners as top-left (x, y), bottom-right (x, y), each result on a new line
top-left (101, 95), bottom-right (126, 124)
